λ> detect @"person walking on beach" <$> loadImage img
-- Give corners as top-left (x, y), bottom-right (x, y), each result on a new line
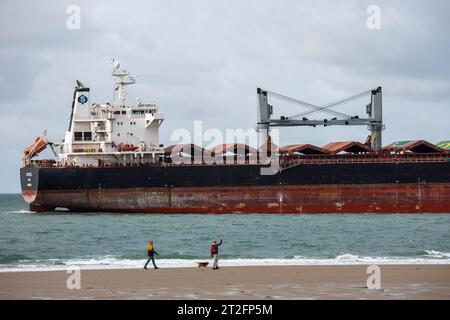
top-left (144, 240), bottom-right (159, 269)
top-left (210, 239), bottom-right (223, 270)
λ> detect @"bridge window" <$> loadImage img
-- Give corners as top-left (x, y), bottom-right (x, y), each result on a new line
top-left (83, 132), bottom-right (92, 141)
top-left (74, 132), bottom-right (83, 141)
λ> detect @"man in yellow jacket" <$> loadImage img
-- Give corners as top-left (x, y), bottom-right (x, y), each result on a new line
top-left (144, 240), bottom-right (159, 269)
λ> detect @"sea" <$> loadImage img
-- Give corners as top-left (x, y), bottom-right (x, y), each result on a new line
top-left (1, 194), bottom-right (450, 272)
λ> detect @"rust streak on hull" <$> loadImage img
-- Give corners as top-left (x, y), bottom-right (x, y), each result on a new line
top-left (24, 183), bottom-right (450, 214)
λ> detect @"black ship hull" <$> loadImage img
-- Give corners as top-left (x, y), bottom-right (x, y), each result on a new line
top-left (20, 161), bottom-right (450, 213)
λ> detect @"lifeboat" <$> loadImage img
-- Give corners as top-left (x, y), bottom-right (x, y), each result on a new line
top-left (24, 137), bottom-right (48, 159)
top-left (118, 143), bottom-right (139, 152)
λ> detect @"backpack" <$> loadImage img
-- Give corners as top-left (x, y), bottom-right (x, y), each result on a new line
top-left (211, 245), bottom-right (217, 254)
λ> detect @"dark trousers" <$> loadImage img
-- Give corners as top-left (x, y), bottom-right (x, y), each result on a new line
top-left (144, 255), bottom-right (157, 269)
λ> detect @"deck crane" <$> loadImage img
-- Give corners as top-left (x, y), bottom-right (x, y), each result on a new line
top-left (256, 87), bottom-right (384, 150)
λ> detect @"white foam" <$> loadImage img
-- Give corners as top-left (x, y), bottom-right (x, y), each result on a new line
top-left (1, 254), bottom-right (450, 272)
top-left (5, 210), bottom-right (33, 214)
top-left (423, 250), bottom-right (450, 258)
top-left (335, 253), bottom-right (361, 260)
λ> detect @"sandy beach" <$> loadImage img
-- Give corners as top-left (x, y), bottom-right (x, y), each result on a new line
top-left (1, 264), bottom-right (449, 300)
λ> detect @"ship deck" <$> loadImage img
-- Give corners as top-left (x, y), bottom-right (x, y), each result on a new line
top-left (26, 152), bottom-right (450, 169)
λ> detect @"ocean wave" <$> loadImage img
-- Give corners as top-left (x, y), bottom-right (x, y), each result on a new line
top-left (423, 250), bottom-right (450, 258)
top-left (0, 254), bottom-right (33, 264)
top-left (1, 254), bottom-right (450, 272)
top-left (335, 253), bottom-right (361, 260)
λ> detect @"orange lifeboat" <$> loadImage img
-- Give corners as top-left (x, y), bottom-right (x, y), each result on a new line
top-left (24, 137), bottom-right (48, 159)
top-left (118, 143), bottom-right (139, 152)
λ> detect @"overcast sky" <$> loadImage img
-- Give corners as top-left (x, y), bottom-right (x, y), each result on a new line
top-left (1, 0), bottom-right (449, 193)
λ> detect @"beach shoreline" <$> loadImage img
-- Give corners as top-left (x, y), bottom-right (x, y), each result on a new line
top-left (1, 264), bottom-right (449, 300)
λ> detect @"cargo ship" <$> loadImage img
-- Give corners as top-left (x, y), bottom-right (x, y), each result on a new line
top-left (20, 62), bottom-right (450, 214)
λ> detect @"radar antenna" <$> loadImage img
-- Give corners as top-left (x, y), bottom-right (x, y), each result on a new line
top-left (111, 59), bottom-right (136, 107)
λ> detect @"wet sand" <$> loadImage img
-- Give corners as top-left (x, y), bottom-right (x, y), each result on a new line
top-left (1, 265), bottom-right (449, 300)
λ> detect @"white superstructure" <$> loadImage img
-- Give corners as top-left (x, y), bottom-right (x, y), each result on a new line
top-left (59, 61), bottom-right (164, 166)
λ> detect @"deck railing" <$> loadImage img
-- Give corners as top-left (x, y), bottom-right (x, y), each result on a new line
top-left (279, 153), bottom-right (449, 168)
top-left (26, 152), bottom-right (450, 168)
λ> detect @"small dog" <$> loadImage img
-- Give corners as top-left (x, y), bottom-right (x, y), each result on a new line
top-left (196, 261), bottom-right (209, 268)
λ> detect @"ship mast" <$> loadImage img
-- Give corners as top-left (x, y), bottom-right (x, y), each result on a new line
top-left (111, 59), bottom-right (136, 107)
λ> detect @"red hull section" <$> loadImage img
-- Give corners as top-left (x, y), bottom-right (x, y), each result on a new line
top-left (24, 183), bottom-right (450, 214)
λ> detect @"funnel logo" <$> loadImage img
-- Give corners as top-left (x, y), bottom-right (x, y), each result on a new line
top-left (78, 95), bottom-right (88, 104)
